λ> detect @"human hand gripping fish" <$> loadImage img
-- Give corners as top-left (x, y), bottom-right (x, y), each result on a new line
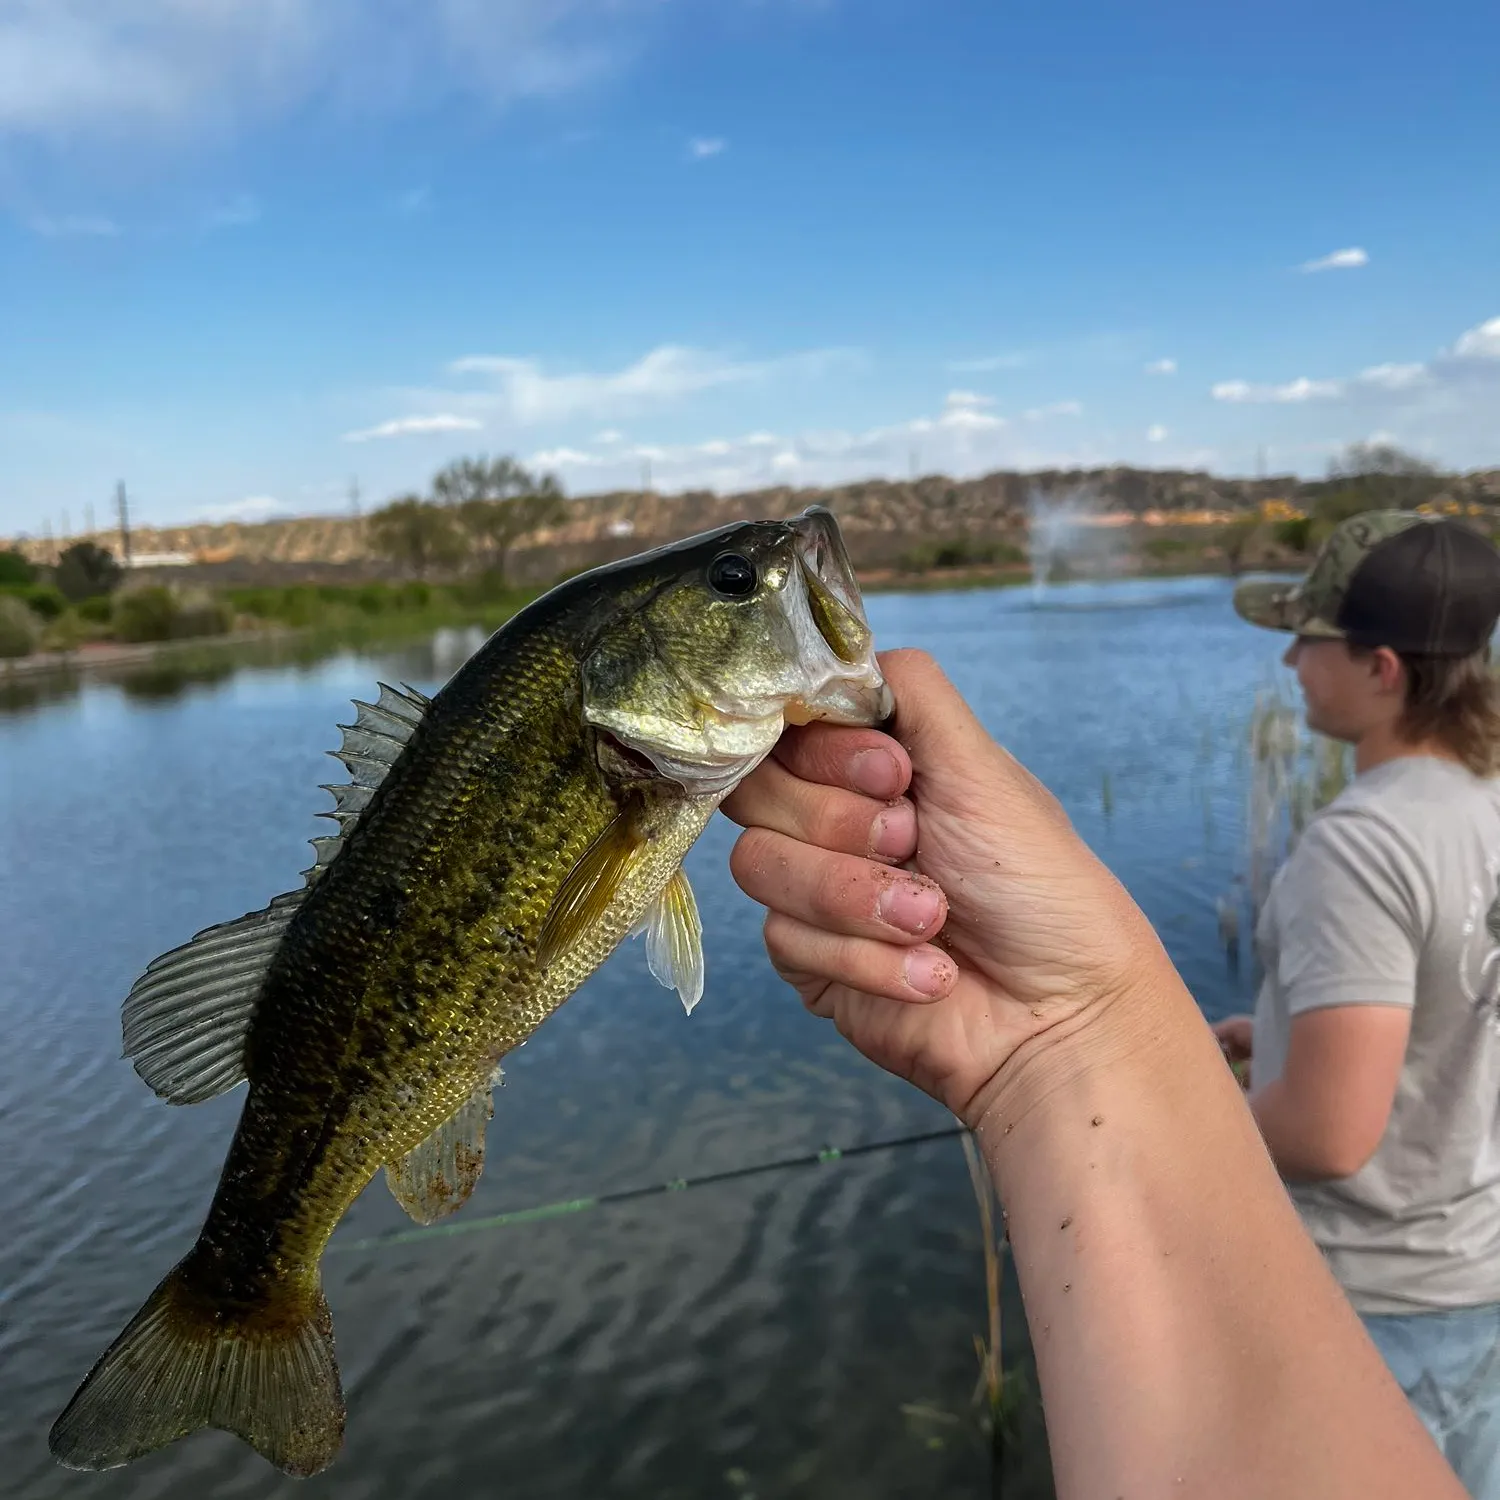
top-left (48, 506), bottom-right (892, 1478)
top-left (718, 651), bottom-right (1465, 1500)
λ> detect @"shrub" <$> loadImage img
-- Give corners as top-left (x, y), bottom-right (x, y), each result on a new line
top-left (54, 541), bottom-right (122, 601)
top-left (17, 583), bottom-right (68, 620)
top-left (1272, 517), bottom-right (1314, 552)
top-left (113, 587), bottom-right (181, 643)
top-left (0, 596), bottom-right (41, 658)
top-left (0, 549), bottom-right (35, 586)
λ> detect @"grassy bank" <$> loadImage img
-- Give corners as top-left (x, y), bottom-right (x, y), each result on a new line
top-left (0, 574), bottom-right (541, 678)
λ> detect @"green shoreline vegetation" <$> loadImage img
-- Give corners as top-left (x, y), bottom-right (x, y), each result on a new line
top-left (4, 440), bottom-right (1489, 678)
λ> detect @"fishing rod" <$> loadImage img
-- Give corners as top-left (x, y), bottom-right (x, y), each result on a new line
top-left (332, 1122), bottom-right (970, 1254)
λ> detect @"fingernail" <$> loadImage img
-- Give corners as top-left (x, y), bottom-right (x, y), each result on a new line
top-left (850, 748), bottom-right (900, 799)
top-left (869, 802), bottom-right (916, 859)
top-left (904, 946), bottom-right (954, 997)
top-left (878, 878), bottom-right (942, 934)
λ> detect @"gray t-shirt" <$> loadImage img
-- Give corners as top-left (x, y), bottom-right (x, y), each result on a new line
top-left (1251, 754), bottom-right (1500, 1315)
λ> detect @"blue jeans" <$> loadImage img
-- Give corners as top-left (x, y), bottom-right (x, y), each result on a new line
top-left (1362, 1303), bottom-right (1500, 1499)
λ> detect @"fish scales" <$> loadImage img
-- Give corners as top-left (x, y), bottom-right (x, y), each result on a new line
top-left (49, 505), bottom-right (892, 1478)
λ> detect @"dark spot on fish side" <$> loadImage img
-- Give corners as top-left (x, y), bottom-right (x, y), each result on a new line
top-left (1091, 1115), bottom-right (1104, 1127)
top-left (364, 883), bottom-right (407, 932)
top-left (1060, 1216), bottom-right (1073, 1231)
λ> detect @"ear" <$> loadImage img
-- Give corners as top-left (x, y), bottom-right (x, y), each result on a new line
top-left (1370, 646), bottom-right (1406, 695)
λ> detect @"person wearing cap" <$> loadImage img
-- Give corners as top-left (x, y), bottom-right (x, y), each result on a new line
top-left (1217, 509), bottom-right (1500, 1496)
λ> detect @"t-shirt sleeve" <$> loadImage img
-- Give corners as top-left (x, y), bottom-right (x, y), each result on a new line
top-left (1275, 808), bottom-right (1426, 1016)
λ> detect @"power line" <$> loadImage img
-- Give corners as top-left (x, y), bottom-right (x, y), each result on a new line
top-left (331, 1123), bottom-right (968, 1255)
top-left (116, 481), bottom-right (131, 566)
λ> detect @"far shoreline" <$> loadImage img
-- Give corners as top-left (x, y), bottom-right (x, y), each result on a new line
top-left (1, 557), bottom-right (1285, 687)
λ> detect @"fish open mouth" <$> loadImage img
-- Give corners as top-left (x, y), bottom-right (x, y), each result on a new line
top-left (788, 506), bottom-right (894, 724)
top-left (790, 506), bottom-right (874, 666)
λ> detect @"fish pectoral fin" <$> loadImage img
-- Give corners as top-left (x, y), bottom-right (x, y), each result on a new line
top-left (384, 1081), bottom-right (494, 1226)
top-left (121, 888), bottom-right (307, 1105)
top-left (642, 869), bottom-right (705, 1014)
top-left (536, 808), bottom-right (646, 971)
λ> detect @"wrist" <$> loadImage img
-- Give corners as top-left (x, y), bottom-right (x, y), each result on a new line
top-left (965, 941), bottom-right (1203, 1150)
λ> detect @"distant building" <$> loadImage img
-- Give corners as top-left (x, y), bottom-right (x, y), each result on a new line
top-left (123, 551), bottom-right (194, 568)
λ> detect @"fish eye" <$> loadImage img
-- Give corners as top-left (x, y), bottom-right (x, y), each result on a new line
top-left (708, 552), bottom-right (757, 598)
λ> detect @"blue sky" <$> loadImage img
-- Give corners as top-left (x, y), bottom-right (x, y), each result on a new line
top-left (1, 0), bottom-right (1497, 536)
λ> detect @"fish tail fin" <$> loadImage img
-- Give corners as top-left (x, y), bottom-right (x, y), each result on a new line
top-left (48, 1255), bottom-right (345, 1477)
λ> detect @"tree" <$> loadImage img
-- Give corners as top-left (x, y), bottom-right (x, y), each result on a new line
top-left (366, 495), bottom-right (466, 578)
top-left (430, 454), bottom-right (566, 577)
top-left (1327, 441), bottom-right (1437, 482)
top-left (0, 549), bottom-right (34, 586)
top-left (54, 540), bottom-right (122, 601)
top-left (1319, 442), bottom-right (1444, 518)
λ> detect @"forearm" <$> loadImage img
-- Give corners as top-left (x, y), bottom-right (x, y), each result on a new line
top-left (973, 961), bottom-right (1458, 1500)
top-left (1247, 1078), bottom-right (1347, 1181)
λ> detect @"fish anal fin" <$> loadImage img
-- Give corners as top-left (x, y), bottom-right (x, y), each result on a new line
top-left (48, 1256), bottom-right (344, 1478)
top-left (644, 868), bottom-right (705, 1014)
top-left (122, 889), bottom-right (306, 1105)
top-left (536, 809), bottom-right (646, 972)
top-left (384, 1082), bottom-right (494, 1226)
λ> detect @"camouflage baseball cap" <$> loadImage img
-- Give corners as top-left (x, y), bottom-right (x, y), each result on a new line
top-left (1233, 509), bottom-right (1500, 656)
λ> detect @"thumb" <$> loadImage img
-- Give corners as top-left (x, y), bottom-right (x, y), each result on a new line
top-left (879, 648), bottom-right (1075, 840)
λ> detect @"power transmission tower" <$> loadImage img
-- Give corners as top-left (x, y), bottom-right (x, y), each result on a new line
top-left (348, 475), bottom-right (361, 517)
top-left (116, 481), bottom-right (132, 566)
top-left (84, 501), bottom-right (95, 537)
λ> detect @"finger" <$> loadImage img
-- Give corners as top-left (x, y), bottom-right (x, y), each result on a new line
top-left (770, 722), bottom-right (913, 801)
top-left (730, 827), bottom-right (947, 943)
top-left (721, 756), bottom-right (918, 864)
top-left (764, 911), bottom-right (958, 1004)
top-left (878, 648), bottom-right (1076, 836)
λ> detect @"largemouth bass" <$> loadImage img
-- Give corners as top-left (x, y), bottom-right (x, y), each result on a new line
top-left (49, 505), bottom-right (891, 1478)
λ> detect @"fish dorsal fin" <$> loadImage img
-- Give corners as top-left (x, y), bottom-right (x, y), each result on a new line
top-left (384, 1080), bottom-right (494, 1225)
top-left (536, 808), bottom-right (647, 971)
top-left (122, 889), bottom-right (307, 1104)
top-left (642, 869), bottom-right (705, 1014)
top-left (304, 681), bottom-right (428, 887)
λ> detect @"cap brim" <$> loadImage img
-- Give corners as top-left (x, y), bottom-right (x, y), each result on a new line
top-left (1232, 578), bottom-right (1344, 639)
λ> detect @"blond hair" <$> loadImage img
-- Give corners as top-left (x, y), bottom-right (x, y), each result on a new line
top-left (1392, 649), bottom-right (1500, 777)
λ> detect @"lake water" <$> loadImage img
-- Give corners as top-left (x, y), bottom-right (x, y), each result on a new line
top-left (0, 577), bottom-right (1291, 1500)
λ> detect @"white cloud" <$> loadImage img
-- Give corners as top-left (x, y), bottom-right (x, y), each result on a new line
top-left (0, 2), bottom-right (649, 145)
top-left (1143, 358), bottom-right (1177, 376)
top-left (1455, 316), bottom-right (1500, 360)
top-left (522, 393), bottom-right (1123, 499)
top-left (196, 494), bottom-right (287, 523)
top-left (1299, 247), bottom-right (1369, 273)
top-left (343, 413), bottom-right (484, 442)
top-left (434, 343), bottom-right (852, 425)
top-left (944, 390), bottom-right (994, 409)
top-left (1022, 400), bottom-right (1083, 421)
top-left (1147, 424), bottom-right (1168, 443)
top-left (935, 404), bottom-right (1005, 432)
top-left (205, 192), bottom-right (259, 228)
top-left (688, 136), bottom-right (725, 159)
top-left (947, 351), bottom-right (1029, 373)
top-left (594, 428), bottom-right (625, 443)
top-left (1358, 361), bottom-right (1430, 391)
top-left (1212, 376), bottom-right (1344, 404)
top-left (24, 212), bottom-right (119, 237)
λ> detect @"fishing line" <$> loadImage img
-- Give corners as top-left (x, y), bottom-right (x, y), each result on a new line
top-left (331, 1123), bottom-right (969, 1254)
